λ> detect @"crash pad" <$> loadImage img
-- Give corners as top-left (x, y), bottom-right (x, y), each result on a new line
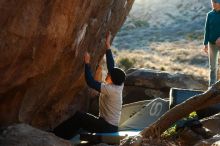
top-left (169, 88), bottom-right (220, 119)
top-left (119, 98), bottom-right (169, 130)
top-left (80, 130), bottom-right (140, 144)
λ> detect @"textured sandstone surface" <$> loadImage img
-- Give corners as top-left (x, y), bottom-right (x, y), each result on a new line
top-left (0, 0), bottom-right (134, 130)
top-left (0, 124), bottom-right (72, 146)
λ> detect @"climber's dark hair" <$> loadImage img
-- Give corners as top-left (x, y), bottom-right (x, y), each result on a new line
top-left (110, 67), bottom-right (126, 85)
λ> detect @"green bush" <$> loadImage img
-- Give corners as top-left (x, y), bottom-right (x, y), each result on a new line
top-left (162, 111), bottom-right (198, 138)
top-left (118, 58), bottom-right (136, 70)
top-left (133, 19), bottom-right (149, 28)
top-left (185, 32), bottom-right (203, 41)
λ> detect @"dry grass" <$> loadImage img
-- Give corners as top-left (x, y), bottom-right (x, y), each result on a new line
top-left (115, 40), bottom-right (208, 81)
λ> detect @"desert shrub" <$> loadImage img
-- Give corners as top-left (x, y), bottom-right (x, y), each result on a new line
top-left (122, 17), bottom-right (150, 31)
top-left (118, 57), bottom-right (136, 70)
top-left (185, 32), bottom-right (203, 41)
top-left (160, 66), bottom-right (166, 71)
top-left (133, 19), bottom-right (150, 28)
top-left (112, 48), bottom-right (118, 55)
top-left (162, 111), bottom-right (198, 138)
top-left (162, 125), bottom-right (177, 138)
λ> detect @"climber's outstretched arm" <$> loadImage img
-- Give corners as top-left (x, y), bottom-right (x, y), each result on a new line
top-left (84, 52), bottom-right (101, 92)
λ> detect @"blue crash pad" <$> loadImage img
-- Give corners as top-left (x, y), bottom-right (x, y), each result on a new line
top-left (169, 88), bottom-right (220, 119)
top-left (80, 130), bottom-right (140, 144)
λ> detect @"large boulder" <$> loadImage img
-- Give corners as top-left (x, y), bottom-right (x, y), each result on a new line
top-left (201, 113), bottom-right (220, 134)
top-left (195, 136), bottom-right (220, 146)
top-left (0, 124), bottom-right (72, 146)
top-left (123, 68), bottom-right (207, 104)
top-left (0, 0), bottom-right (134, 130)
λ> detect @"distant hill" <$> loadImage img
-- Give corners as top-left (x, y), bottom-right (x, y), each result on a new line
top-left (113, 0), bottom-right (211, 50)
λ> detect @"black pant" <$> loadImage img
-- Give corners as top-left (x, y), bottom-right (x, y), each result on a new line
top-left (53, 111), bottom-right (118, 139)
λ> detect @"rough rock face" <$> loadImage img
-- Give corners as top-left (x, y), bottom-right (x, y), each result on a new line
top-left (201, 113), bottom-right (220, 134)
top-left (0, 0), bottom-right (134, 130)
top-left (0, 124), bottom-right (72, 146)
top-left (195, 136), bottom-right (220, 146)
